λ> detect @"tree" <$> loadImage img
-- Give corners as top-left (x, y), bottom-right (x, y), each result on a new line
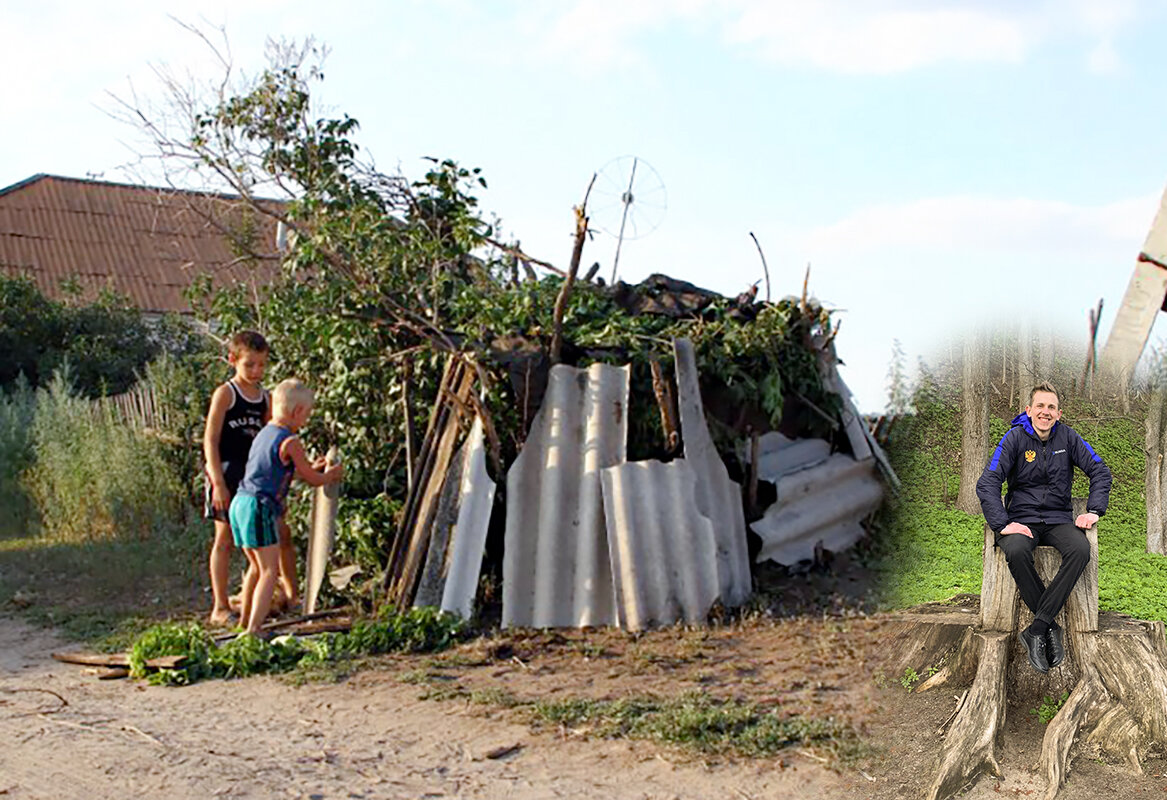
top-left (885, 338), bottom-right (911, 415)
top-left (956, 331), bottom-right (989, 514)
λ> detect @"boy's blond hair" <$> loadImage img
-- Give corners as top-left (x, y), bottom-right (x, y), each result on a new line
top-left (272, 378), bottom-right (314, 416)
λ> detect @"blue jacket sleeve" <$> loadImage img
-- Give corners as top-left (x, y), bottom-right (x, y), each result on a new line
top-left (976, 428), bottom-right (1015, 531)
top-left (1070, 430), bottom-right (1111, 517)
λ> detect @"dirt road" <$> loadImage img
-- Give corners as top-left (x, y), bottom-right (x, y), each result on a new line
top-left (0, 617), bottom-right (846, 800)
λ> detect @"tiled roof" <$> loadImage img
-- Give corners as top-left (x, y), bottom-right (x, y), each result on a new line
top-left (0, 174), bottom-right (283, 314)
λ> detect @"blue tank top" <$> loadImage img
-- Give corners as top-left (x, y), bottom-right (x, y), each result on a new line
top-left (237, 424), bottom-right (296, 513)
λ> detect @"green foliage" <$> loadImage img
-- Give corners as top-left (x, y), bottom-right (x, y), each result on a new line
top-left (0, 274), bottom-right (200, 397)
top-left (528, 691), bottom-right (859, 759)
top-left (129, 622), bottom-right (214, 684)
top-left (1030, 690), bottom-right (1069, 725)
top-left (21, 370), bottom-right (184, 540)
top-left (125, 606), bottom-right (466, 685)
top-left (899, 667), bottom-right (919, 691)
top-left (0, 376), bottom-right (36, 536)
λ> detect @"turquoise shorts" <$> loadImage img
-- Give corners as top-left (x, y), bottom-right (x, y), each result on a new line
top-left (228, 493), bottom-right (279, 549)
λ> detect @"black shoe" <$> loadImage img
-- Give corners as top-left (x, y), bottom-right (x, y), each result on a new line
top-left (1019, 629), bottom-right (1049, 673)
top-left (1046, 627), bottom-right (1065, 669)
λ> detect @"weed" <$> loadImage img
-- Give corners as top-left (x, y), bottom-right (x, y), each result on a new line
top-left (872, 669), bottom-right (888, 689)
top-left (1031, 691), bottom-right (1069, 725)
top-left (899, 667), bottom-right (920, 691)
top-left (468, 687), bottom-right (519, 707)
top-left (526, 691), bottom-right (861, 760)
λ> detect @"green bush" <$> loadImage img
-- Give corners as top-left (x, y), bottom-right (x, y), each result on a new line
top-left (0, 377), bottom-right (37, 536)
top-left (22, 370), bottom-right (185, 541)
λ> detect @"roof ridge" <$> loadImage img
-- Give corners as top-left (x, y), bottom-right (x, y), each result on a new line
top-left (0, 173), bottom-right (287, 204)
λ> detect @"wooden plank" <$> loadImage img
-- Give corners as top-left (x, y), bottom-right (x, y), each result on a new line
top-left (52, 652), bottom-right (187, 669)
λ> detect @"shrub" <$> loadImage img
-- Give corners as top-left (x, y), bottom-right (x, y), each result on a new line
top-left (22, 370), bottom-right (185, 541)
top-left (0, 376), bottom-right (37, 535)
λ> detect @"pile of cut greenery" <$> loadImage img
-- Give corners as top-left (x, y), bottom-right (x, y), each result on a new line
top-left (129, 606), bottom-right (465, 685)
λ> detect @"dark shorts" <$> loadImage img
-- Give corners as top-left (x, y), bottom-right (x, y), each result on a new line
top-left (204, 465), bottom-right (244, 522)
top-left (228, 494), bottom-right (280, 549)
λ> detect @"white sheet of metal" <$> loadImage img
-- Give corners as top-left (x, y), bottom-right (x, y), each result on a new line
top-left (674, 338), bottom-right (752, 607)
top-left (502, 363), bottom-right (629, 628)
top-left (304, 445), bottom-right (341, 615)
top-left (601, 460), bottom-right (719, 630)
top-left (440, 417), bottom-right (496, 619)
top-left (752, 453), bottom-right (884, 565)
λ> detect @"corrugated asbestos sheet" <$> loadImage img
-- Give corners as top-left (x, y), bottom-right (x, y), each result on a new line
top-left (751, 453), bottom-right (884, 565)
top-left (674, 339), bottom-right (752, 607)
top-left (502, 363), bottom-right (629, 628)
top-left (739, 432), bottom-right (830, 480)
top-left (601, 460), bottom-right (719, 630)
top-left (440, 418), bottom-right (495, 618)
top-left (0, 174), bottom-right (281, 313)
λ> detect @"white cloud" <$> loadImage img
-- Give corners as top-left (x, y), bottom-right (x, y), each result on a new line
top-left (721, 2), bottom-right (1027, 74)
top-left (800, 193), bottom-right (1156, 258)
top-left (513, 0), bottom-right (1144, 76)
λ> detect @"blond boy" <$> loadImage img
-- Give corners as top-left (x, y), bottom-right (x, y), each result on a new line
top-left (228, 379), bottom-right (342, 634)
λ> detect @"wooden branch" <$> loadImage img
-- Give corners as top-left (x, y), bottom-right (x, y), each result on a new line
top-left (649, 357), bottom-right (679, 451)
top-left (749, 232), bottom-right (771, 304)
top-left (549, 175), bottom-right (596, 365)
top-left (402, 360), bottom-right (416, 494)
top-left (484, 237), bottom-right (565, 276)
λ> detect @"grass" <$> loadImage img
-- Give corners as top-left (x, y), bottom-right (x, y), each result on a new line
top-left (526, 691), bottom-right (862, 761)
top-left (0, 517), bottom-right (209, 646)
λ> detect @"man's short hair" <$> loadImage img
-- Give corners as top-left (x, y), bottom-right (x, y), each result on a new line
top-left (272, 378), bottom-right (314, 414)
top-left (229, 330), bottom-right (269, 357)
top-left (1029, 382), bottom-right (1060, 406)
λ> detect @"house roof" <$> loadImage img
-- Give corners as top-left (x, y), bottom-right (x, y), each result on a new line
top-left (0, 174), bottom-right (283, 314)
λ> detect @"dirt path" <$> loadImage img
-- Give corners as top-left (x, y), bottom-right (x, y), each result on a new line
top-left (0, 616), bottom-right (847, 800)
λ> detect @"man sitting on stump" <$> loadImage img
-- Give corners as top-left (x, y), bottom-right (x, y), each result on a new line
top-left (976, 382), bottom-right (1112, 673)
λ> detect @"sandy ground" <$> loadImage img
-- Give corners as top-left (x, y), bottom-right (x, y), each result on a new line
top-left (0, 616), bottom-right (848, 800)
top-left (4, 605), bottom-right (1166, 800)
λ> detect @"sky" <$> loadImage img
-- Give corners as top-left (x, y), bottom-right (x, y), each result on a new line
top-left (5, 0), bottom-right (1167, 412)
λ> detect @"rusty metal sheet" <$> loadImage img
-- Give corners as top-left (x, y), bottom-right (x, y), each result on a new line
top-left (0, 174), bottom-right (281, 313)
top-left (752, 454), bottom-right (884, 565)
top-left (674, 338), bottom-right (752, 607)
top-left (600, 460), bottom-right (719, 630)
top-left (502, 363), bottom-right (629, 628)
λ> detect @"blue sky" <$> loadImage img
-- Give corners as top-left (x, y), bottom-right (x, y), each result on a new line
top-left (5, 0), bottom-right (1167, 411)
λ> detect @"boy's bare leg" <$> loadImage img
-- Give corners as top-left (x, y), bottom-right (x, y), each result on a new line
top-left (246, 544), bottom-right (281, 634)
top-left (239, 549), bottom-right (260, 631)
top-left (208, 519), bottom-right (235, 624)
top-left (277, 516), bottom-right (300, 611)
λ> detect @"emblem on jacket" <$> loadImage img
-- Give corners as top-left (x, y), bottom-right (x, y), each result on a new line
top-left (1024, 450), bottom-right (1036, 463)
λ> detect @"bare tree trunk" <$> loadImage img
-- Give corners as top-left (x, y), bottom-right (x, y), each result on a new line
top-left (1016, 322), bottom-right (1033, 414)
top-left (1038, 325), bottom-right (1055, 381)
top-left (957, 333), bottom-right (990, 514)
top-left (1147, 388), bottom-right (1167, 555)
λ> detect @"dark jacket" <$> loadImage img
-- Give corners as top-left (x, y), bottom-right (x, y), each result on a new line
top-left (975, 412), bottom-right (1111, 533)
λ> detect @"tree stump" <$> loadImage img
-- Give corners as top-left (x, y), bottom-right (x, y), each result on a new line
top-left (886, 499), bottom-right (1167, 800)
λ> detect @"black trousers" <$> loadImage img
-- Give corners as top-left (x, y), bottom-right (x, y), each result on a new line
top-left (996, 522), bottom-right (1090, 625)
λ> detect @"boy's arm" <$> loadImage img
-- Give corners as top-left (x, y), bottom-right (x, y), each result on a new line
top-left (976, 428), bottom-right (1016, 532)
top-left (280, 436), bottom-right (343, 487)
top-left (203, 384), bottom-right (233, 510)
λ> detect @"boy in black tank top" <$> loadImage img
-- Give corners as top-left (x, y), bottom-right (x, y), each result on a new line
top-left (203, 331), bottom-right (299, 625)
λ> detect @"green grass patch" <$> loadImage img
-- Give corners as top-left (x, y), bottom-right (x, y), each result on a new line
top-left (0, 517), bottom-right (209, 646)
top-left (527, 691), bottom-right (861, 760)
